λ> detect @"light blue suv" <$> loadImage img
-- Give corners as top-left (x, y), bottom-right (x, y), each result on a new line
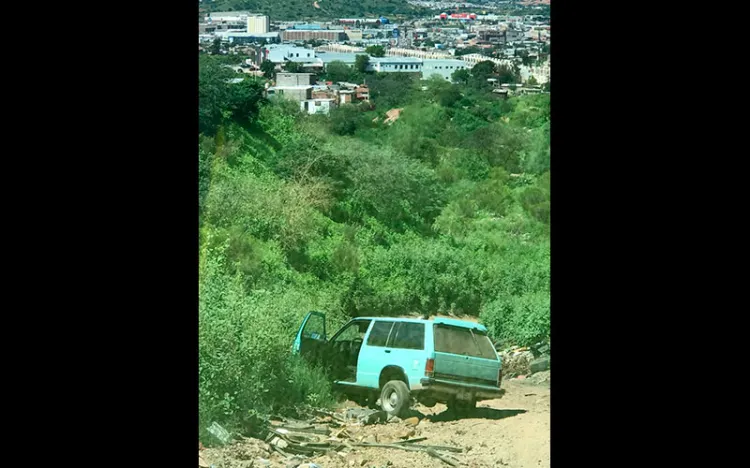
top-left (293, 312), bottom-right (504, 417)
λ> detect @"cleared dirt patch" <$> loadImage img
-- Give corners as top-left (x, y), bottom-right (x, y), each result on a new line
top-left (202, 377), bottom-right (550, 468)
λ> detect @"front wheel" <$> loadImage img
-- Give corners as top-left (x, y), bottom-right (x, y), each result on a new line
top-left (380, 380), bottom-right (410, 417)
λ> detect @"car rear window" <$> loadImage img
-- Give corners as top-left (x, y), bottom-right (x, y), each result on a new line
top-left (433, 324), bottom-right (498, 360)
top-left (367, 321), bottom-right (394, 347)
top-left (389, 322), bottom-right (425, 350)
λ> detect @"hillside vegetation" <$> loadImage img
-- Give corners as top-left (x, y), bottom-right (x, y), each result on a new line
top-left (203, 0), bottom-right (420, 21)
top-left (198, 53), bottom-right (550, 441)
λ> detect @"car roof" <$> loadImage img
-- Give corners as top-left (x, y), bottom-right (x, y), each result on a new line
top-left (354, 316), bottom-right (488, 332)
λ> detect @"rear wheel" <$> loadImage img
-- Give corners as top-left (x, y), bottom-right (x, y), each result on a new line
top-left (380, 380), bottom-right (410, 417)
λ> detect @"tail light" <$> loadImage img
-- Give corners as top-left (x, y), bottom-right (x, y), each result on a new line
top-left (497, 368), bottom-right (503, 387)
top-left (425, 358), bottom-right (434, 378)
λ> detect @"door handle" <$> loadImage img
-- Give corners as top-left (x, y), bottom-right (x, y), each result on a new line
top-left (385, 349), bottom-right (391, 353)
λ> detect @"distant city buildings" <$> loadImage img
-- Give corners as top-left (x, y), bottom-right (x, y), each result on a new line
top-left (200, 7), bottom-right (550, 88)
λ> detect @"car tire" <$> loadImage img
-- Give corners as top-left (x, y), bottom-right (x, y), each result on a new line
top-left (380, 380), bottom-right (410, 417)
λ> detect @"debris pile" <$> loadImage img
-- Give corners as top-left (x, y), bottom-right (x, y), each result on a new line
top-left (499, 347), bottom-right (535, 378)
top-left (203, 406), bottom-right (467, 467)
top-left (499, 340), bottom-right (550, 378)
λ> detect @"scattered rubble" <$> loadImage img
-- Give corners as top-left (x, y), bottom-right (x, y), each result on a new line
top-left (499, 341), bottom-right (551, 378)
top-left (205, 405), bottom-right (466, 467)
top-left (202, 377), bottom-right (551, 468)
top-left (500, 348), bottom-right (535, 377)
top-left (526, 370), bottom-right (551, 385)
top-left (208, 422), bottom-right (233, 445)
top-left (529, 356), bottom-right (550, 373)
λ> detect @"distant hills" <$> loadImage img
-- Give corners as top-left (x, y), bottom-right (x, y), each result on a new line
top-left (202, 0), bottom-right (422, 21)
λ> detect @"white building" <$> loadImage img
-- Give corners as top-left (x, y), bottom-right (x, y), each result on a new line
top-left (300, 98), bottom-right (335, 115)
top-left (519, 58), bottom-right (550, 84)
top-left (265, 44), bottom-right (317, 63)
top-left (422, 59), bottom-right (469, 81)
top-left (247, 14), bottom-right (269, 34)
top-left (367, 57), bottom-right (422, 73)
top-left (208, 11), bottom-right (252, 23)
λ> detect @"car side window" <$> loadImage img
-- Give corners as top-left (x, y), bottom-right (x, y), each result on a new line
top-left (302, 313), bottom-right (325, 340)
top-left (389, 322), bottom-right (425, 350)
top-left (333, 320), bottom-right (371, 342)
top-left (367, 321), bottom-right (394, 347)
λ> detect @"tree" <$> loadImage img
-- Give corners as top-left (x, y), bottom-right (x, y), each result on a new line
top-left (517, 50), bottom-right (533, 66)
top-left (330, 104), bottom-right (363, 136)
top-left (326, 60), bottom-right (353, 83)
top-left (468, 60), bottom-right (497, 90)
top-left (345, 146), bottom-right (445, 231)
top-left (199, 55), bottom-right (266, 134)
top-left (526, 75), bottom-right (538, 87)
top-left (438, 86), bottom-right (462, 108)
top-left (260, 60), bottom-right (276, 79)
top-left (369, 72), bottom-right (419, 109)
top-left (472, 60), bottom-right (496, 80)
top-left (451, 68), bottom-right (471, 85)
top-left (497, 64), bottom-right (518, 84)
top-left (227, 78), bottom-right (266, 126)
top-left (285, 61), bottom-right (303, 73)
top-left (210, 37), bottom-right (222, 55)
top-left (355, 54), bottom-right (370, 74)
top-left (365, 45), bottom-right (386, 57)
top-left (199, 55), bottom-right (234, 134)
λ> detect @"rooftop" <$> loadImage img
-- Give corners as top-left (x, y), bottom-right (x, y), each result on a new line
top-left (353, 316), bottom-right (488, 331)
top-left (315, 52), bottom-right (360, 64)
top-left (370, 57), bottom-right (423, 63)
top-left (268, 85), bottom-right (314, 90)
top-left (224, 32), bottom-right (279, 38)
top-left (210, 11), bottom-right (252, 17)
top-left (423, 58), bottom-right (466, 65)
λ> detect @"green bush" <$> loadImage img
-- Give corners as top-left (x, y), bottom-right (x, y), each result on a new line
top-left (199, 246), bottom-right (338, 443)
top-left (480, 291), bottom-right (550, 347)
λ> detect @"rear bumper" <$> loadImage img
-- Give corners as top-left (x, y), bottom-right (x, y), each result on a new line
top-left (419, 377), bottom-right (505, 401)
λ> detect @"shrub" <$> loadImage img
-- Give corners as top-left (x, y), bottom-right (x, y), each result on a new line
top-left (480, 291), bottom-right (550, 347)
top-left (199, 247), bottom-right (338, 443)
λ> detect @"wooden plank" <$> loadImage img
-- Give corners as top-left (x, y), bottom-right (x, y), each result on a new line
top-left (351, 442), bottom-right (462, 466)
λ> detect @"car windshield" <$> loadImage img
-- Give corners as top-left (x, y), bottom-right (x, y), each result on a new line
top-left (433, 324), bottom-right (498, 360)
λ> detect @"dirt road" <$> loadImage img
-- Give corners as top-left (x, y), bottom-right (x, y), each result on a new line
top-left (203, 374), bottom-right (550, 468)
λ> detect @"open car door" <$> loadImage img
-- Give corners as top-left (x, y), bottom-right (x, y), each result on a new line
top-left (293, 311), bottom-right (327, 361)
